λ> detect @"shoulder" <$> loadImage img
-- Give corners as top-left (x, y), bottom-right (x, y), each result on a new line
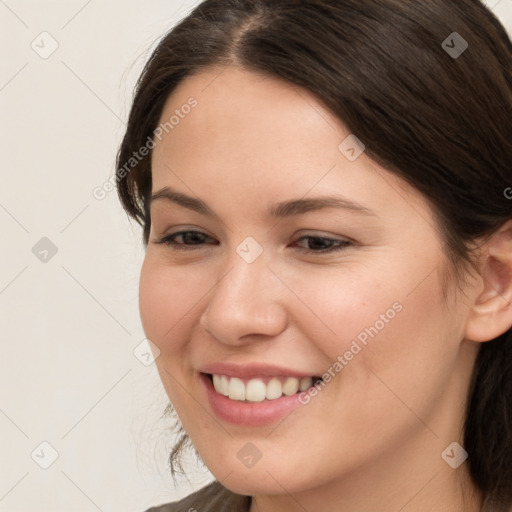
top-left (143, 480), bottom-right (251, 512)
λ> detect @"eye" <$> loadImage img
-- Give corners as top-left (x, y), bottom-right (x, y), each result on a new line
top-left (154, 231), bottom-right (352, 254)
top-left (154, 230), bottom-right (216, 251)
top-left (292, 235), bottom-right (352, 254)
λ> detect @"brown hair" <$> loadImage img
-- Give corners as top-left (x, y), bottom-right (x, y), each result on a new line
top-left (116, 0), bottom-right (512, 509)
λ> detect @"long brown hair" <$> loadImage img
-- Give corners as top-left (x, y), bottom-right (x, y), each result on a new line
top-left (116, 1), bottom-right (512, 509)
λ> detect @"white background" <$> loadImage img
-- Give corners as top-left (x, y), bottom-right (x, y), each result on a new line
top-left (1, 1), bottom-right (511, 511)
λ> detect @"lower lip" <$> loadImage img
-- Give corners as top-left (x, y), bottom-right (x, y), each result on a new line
top-left (200, 373), bottom-right (304, 426)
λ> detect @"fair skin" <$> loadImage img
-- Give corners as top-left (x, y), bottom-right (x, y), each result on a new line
top-left (139, 65), bottom-right (512, 512)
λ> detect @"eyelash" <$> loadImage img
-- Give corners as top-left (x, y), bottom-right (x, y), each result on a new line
top-left (154, 231), bottom-right (352, 254)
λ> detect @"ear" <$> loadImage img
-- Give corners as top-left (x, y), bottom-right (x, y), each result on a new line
top-left (465, 220), bottom-right (512, 342)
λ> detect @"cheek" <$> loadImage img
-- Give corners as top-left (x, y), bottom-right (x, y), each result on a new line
top-left (284, 264), bottom-right (403, 358)
top-left (138, 256), bottom-right (203, 409)
top-left (329, 262), bottom-right (458, 419)
top-left (139, 258), bottom-right (168, 341)
top-left (300, 258), bottom-right (456, 395)
top-left (138, 255), bottom-right (201, 352)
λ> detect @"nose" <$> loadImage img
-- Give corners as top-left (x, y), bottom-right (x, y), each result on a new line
top-left (198, 248), bottom-right (288, 346)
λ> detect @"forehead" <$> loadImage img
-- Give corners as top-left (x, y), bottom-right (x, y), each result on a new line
top-left (154, 65), bottom-right (343, 162)
top-left (150, 65), bottom-right (428, 223)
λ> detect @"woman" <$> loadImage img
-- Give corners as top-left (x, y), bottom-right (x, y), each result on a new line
top-left (116, 1), bottom-right (512, 511)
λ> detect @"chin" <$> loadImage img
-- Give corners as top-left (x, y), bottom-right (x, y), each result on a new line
top-left (204, 453), bottom-right (325, 496)
top-left (216, 470), bottom-right (295, 496)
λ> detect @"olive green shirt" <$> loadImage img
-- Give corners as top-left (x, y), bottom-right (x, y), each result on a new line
top-left (145, 480), bottom-right (512, 512)
top-left (145, 481), bottom-right (251, 512)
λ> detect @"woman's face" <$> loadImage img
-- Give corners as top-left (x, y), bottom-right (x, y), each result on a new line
top-left (139, 66), bottom-right (480, 497)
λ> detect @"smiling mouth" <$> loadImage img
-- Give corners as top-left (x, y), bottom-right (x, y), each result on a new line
top-left (206, 373), bottom-right (323, 402)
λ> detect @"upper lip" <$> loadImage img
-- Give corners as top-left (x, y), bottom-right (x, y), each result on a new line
top-left (199, 362), bottom-right (319, 379)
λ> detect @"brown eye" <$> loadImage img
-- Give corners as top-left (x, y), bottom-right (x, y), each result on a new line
top-left (293, 236), bottom-right (352, 254)
top-left (155, 231), bottom-right (216, 250)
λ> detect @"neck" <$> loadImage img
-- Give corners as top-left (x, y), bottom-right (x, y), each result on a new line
top-left (248, 431), bottom-right (484, 512)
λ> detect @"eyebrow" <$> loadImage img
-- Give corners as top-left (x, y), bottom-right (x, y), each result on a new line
top-left (150, 186), bottom-right (376, 218)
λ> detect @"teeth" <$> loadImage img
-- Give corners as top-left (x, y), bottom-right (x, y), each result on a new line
top-left (266, 377), bottom-right (282, 400)
top-left (228, 377), bottom-right (245, 400)
top-left (299, 376), bottom-right (313, 391)
top-left (246, 379), bottom-right (267, 402)
top-left (282, 377), bottom-right (300, 396)
top-left (212, 374), bottom-right (229, 396)
top-left (211, 374), bottom-right (315, 402)
top-left (220, 375), bottom-right (229, 396)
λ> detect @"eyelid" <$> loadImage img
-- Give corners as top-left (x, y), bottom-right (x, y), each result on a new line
top-left (153, 228), bottom-right (355, 255)
top-left (153, 228), bottom-right (350, 243)
top-left (296, 229), bottom-right (354, 242)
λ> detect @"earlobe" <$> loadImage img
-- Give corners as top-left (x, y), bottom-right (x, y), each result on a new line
top-left (464, 220), bottom-right (512, 343)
